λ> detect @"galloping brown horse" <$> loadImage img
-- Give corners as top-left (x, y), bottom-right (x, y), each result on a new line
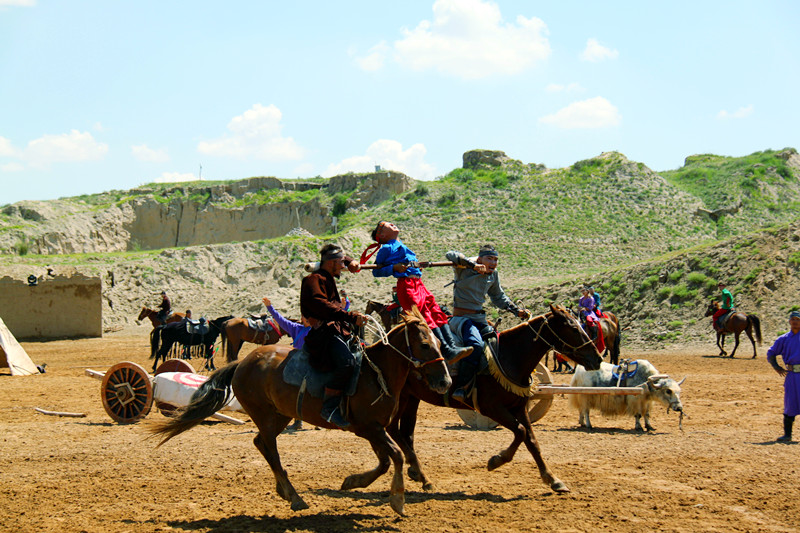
top-left (705, 301), bottom-right (762, 358)
top-left (137, 307), bottom-right (185, 328)
top-left (151, 308), bottom-right (451, 516)
top-left (365, 299), bottom-right (399, 331)
top-left (355, 304), bottom-right (603, 495)
top-left (220, 317), bottom-right (284, 362)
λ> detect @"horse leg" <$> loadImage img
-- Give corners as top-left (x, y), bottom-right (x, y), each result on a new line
top-left (250, 412), bottom-right (308, 511)
top-left (729, 332), bottom-right (741, 358)
top-left (340, 437), bottom-right (392, 491)
top-left (746, 327), bottom-right (758, 359)
top-left (482, 405), bottom-right (526, 472)
top-left (387, 395), bottom-right (434, 491)
top-left (342, 427), bottom-right (406, 516)
top-left (717, 333), bottom-right (727, 357)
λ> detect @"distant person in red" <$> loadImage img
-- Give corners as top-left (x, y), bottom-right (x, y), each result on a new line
top-left (368, 221), bottom-right (471, 364)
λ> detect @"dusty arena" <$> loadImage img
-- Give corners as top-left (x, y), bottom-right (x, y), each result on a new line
top-left (1, 334), bottom-right (798, 533)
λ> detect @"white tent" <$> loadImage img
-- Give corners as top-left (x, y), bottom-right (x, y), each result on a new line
top-left (0, 316), bottom-right (40, 376)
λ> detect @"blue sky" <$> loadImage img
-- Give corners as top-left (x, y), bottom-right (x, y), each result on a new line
top-left (1, 0), bottom-right (799, 205)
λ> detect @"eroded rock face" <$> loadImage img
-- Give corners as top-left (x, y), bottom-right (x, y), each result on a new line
top-left (462, 149), bottom-right (511, 169)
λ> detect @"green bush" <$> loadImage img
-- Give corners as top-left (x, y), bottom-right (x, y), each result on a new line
top-left (331, 193), bottom-right (349, 217)
top-left (16, 240), bottom-right (29, 256)
top-left (687, 271), bottom-right (707, 286)
top-left (667, 320), bottom-right (683, 329)
top-left (657, 286), bottom-right (672, 299)
top-left (672, 284), bottom-right (698, 300)
top-left (668, 269), bottom-right (684, 281)
top-left (641, 275), bottom-right (659, 289)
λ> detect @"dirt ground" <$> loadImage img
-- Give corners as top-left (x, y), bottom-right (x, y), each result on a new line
top-left (1, 333), bottom-right (798, 533)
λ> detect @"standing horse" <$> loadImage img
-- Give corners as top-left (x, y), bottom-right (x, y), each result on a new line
top-left (151, 308), bottom-right (451, 516)
top-left (150, 316), bottom-right (232, 372)
top-left (220, 317), bottom-right (284, 362)
top-left (598, 310), bottom-right (621, 364)
top-left (375, 304), bottom-right (603, 495)
top-left (705, 301), bottom-right (762, 358)
top-left (137, 306), bottom-right (185, 328)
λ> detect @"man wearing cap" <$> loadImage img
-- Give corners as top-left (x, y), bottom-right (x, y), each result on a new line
top-left (766, 310), bottom-right (800, 442)
top-left (300, 243), bottom-right (368, 428)
top-left (157, 291), bottom-right (171, 324)
top-left (445, 245), bottom-right (530, 401)
top-left (712, 282), bottom-right (734, 331)
top-left (369, 221), bottom-right (472, 364)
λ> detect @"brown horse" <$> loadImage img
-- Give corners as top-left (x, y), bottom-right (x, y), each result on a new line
top-left (137, 307), bottom-right (185, 328)
top-left (705, 301), bottom-right (762, 358)
top-left (220, 317), bottom-right (284, 362)
top-left (151, 308), bottom-right (451, 516)
top-left (365, 304), bottom-right (604, 495)
top-left (598, 311), bottom-right (621, 364)
top-left (365, 299), bottom-right (399, 331)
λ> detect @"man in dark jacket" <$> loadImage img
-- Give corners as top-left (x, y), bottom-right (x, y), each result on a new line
top-left (300, 244), bottom-right (367, 428)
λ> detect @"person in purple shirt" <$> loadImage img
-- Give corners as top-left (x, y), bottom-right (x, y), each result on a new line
top-left (766, 310), bottom-right (800, 443)
top-left (262, 296), bottom-right (310, 350)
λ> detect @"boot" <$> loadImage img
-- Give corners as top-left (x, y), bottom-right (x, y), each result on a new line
top-left (320, 388), bottom-right (349, 428)
top-left (432, 326), bottom-right (472, 364)
top-left (777, 414), bottom-right (794, 443)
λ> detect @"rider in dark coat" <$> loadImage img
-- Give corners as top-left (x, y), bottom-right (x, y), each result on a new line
top-left (157, 291), bottom-right (171, 323)
top-left (300, 244), bottom-right (367, 428)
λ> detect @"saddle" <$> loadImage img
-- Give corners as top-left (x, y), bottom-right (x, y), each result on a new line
top-left (716, 310), bottom-right (735, 330)
top-left (185, 318), bottom-right (209, 335)
top-left (610, 360), bottom-right (638, 387)
top-left (247, 317), bottom-right (278, 333)
top-left (282, 345), bottom-right (363, 399)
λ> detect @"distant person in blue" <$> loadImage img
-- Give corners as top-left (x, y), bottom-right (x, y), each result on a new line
top-left (262, 296), bottom-right (309, 350)
top-left (766, 310), bottom-right (800, 443)
top-left (589, 286), bottom-right (602, 315)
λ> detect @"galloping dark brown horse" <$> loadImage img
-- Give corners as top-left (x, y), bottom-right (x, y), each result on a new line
top-left (359, 304), bottom-right (603, 495)
top-left (705, 301), bottom-right (762, 358)
top-left (151, 308), bottom-right (451, 516)
top-left (137, 306), bottom-right (185, 328)
top-left (220, 317), bottom-right (284, 362)
top-left (365, 299), bottom-right (399, 331)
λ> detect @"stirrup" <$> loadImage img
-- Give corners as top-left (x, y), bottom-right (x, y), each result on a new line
top-left (446, 346), bottom-right (473, 365)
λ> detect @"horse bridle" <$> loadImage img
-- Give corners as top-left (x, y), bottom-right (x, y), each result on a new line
top-left (364, 314), bottom-right (445, 369)
top-left (525, 312), bottom-right (597, 354)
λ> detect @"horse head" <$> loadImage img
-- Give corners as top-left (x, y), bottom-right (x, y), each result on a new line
top-left (705, 301), bottom-right (720, 316)
top-left (543, 304), bottom-right (603, 371)
top-left (385, 306), bottom-right (451, 395)
top-left (137, 306), bottom-right (150, 321)
top-left (365, 300), bottom-right (385, 315)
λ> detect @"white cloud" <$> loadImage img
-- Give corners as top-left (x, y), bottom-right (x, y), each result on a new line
top-left (1, 162), bottom-right (24, 172)
top-left (0, 0), bottom-right (36, 6)
top-left (580, 38), bottom-right (618, 62)
top-left (0, 136), bottom-right (20, 157)
top-left (539, 96), bottom-right (621, 129)
top-left (152, 172), bottom-right (197, 183)
top-left (354, 41), bottom-right (389, 72)
top-left (324, 140), bottom-right (436, 180)
top-left (25, 130), bottom-right (108, 168)
top-left (717, 105), bottom-right (754, 119)
top-left (545, 82), bottom-right (584, 93)
top-left (292, 162), bottom-right (315, 177)
top-left (132, 144), bottom-right (169, 163)
top-left (391, 0), bottom-right (550, 79)
top-left (198, 104), bottom-right (305, 160)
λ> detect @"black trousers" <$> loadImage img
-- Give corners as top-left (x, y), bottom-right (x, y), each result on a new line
top-left (306, 328), bottom-right (355, 391)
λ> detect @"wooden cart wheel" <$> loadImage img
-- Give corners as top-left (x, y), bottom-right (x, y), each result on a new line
top-left (528, 360), bottom-right (554, 423)
top-left (154, 358), bottom-right (195, 375)
top-left (101, 362), bottom-right (153, 424)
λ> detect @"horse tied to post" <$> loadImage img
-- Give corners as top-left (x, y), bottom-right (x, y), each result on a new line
top-left (386, 303), bottom-right (603, 495)
top-left (149, 316), bottom-right (232, 372)
top-left (705, 301), bottom-right (762, 358)
top-left (151, 307), bottom-right (451, 516)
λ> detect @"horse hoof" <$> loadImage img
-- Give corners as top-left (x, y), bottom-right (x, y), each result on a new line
top-left (551, 480), bottom-right (570, 493)
top-left (276, 483), bottom-right (291, 502)
top-left (422, 481), bottom-right (435, 492)
top-left (407, 466), bottom-right (421, 482)
top-left (389, 494), bottom-right (406, 516)
top-left (487, 455), bottom-right (504, 471)
top-left (341, 475), bottom-right (363, 490)
top-left (291, 499), bottom-right (309, 511)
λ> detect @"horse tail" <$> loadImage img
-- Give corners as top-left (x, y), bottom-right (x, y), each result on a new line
top-left (750, 314), bottom-right (762, 345)
top-left (149, 362), bottom-right (240, 445)
top-left (150, 327), bottom-right (162, 360)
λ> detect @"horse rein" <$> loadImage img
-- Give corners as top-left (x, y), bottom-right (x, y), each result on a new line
top-left (363, 314), bottom-right (445, 369)
top-left (525, 313), bottom-right (596, 354)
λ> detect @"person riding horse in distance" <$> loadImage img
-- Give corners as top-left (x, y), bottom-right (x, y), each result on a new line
top-left (712, 282), bottom-right (734, 331)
